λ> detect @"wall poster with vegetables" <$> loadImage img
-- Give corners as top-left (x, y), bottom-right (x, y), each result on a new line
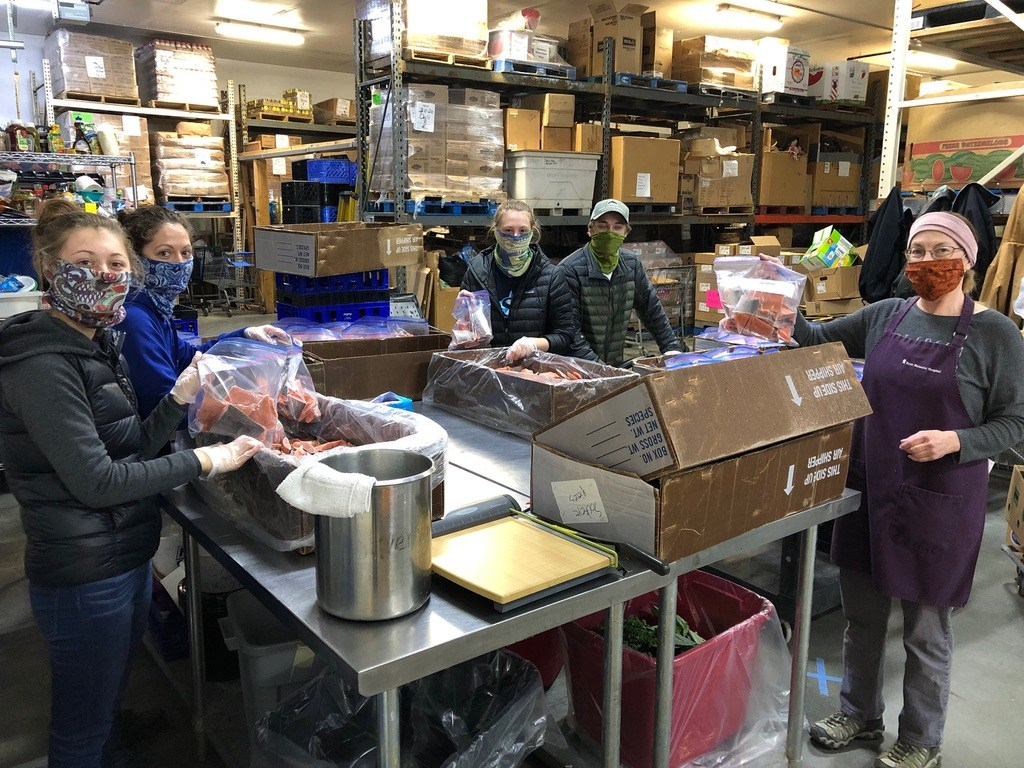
top-left (908, 136), bottom-right (1024, 189)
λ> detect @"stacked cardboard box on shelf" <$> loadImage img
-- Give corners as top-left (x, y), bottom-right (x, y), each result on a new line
top-left (805, 124), bottom-right (865, 210)
top-left (756, 38), bottom-right (809, 96)
top-left (693, 252), bottom-right (723, 325)
top-left (672, 36), bottom-right (756, 92)
top-left (447, 89), bottom-right (504, 200)
top-left (356, 0), bottom-right (488, 60)
top-left (641, 11), bottom-right (674, 78)
top-left (676, 126), bottom-right (752, 213)
top-left (44, 30), bottom-right (139, 100)
top-left (57, 111), bottom-right (154, 199)
top-left (369, 84), bottom-right (448, 199)
top-left (151, 130), bottom-right (230, 201)
top-left (313, 98), bottom-right (355, 125)
top-left (487, 29), bottom-right (565, 64)
top-left (809, 61), bottom-right (870, 103)
top-left (759, 126), bottom-right (811, 209)
top-left (589, 2), bottom-right (646, 76)
top-left (136, 40), bottom-right (219, 108)
top-left (610, 136), bottom-right (681, 204)
top-left (518, 93), bottom-right (575, 151)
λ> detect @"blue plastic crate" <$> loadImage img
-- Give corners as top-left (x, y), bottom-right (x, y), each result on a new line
top-left (276, 269), bottom-right (389, 295)
top-left (292, 158), bottom-right (357, 185)
top-left (320, 206), bottom-right (338, 223)
top-left (276, 300), bottom-right (390, 324)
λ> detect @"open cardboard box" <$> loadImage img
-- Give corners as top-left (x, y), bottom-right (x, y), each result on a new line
top-left (254, 222), bottom-right (423, 277)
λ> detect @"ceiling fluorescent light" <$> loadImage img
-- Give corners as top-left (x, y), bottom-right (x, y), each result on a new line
top-left (715, 3), bottom-right (783, 32)
top-left (918, 79), bottom-right (967, 96)
top-left (215, 21), bottom-right (304, 47)
top-left (907, 50), bottom-right (959, 71)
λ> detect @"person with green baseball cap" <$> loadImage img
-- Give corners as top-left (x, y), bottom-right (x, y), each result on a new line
top-left (558, 199), bottom-right (682, 366)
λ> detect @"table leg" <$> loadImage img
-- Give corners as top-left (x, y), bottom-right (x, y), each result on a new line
top-left (786, 524), bottom-right (818, 767)
top-left (183, 532), bottom-right (208, 762)
top-left (376, 688), bottom-right (401, 768)
top-left (601, 602), bottom-right (624, 768)
top-left (653, 579), bottom-right (677, 768)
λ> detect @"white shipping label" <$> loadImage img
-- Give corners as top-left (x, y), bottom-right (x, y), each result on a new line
top-left (635, 172), bottom-right (651, 198)
top-left (410, 102), bottom-right (436, 133)
top-left (816, 281), bottom-right (826, 294)
top-left (823, 162), bottom-right (832, 174)
top-left (838, 161), bottom-right (851, 177)
top-left (551, 479), bottom-right (609, 524)
top-left (275, 134), bottom-right (290, 149)
top-left (733, 276), bottom-right (799, 298)
top-left (295, 92), bottom-right (311, 111)
top-left (722, 159), bottom-right (738, 178)
top-left (510, 33), bottom-right (530, 60)
top-left (271, 157), bottom-right (287, 175)
top-left (194, 148), bottom-right (213, 166)
top-left (85, 56), bottom-right (106, 79)
top-left (121, 116), bottom-right (142, 137)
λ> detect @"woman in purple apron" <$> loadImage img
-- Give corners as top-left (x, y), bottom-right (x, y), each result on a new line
top-left (792, 212), bottom-right (1024, 768)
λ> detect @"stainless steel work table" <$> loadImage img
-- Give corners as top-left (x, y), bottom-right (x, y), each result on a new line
top-left (165, 405), bottom-right (859, 768)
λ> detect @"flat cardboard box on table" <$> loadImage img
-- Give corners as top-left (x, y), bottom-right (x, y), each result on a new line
top-left (254, 223), bottom-right (423, 277)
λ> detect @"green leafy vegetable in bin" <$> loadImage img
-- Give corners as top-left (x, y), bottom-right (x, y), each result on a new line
top-left (598, 611), bottom-right (706, 657)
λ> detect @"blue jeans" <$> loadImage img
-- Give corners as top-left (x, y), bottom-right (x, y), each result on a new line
top-left (30, 562), bottom-right (152, 768)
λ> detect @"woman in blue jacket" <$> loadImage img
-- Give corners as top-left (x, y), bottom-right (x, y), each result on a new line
top-left (116, 206), bottom-right (289, 418)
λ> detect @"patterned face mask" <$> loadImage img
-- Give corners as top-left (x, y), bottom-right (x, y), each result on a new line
top-left (493, 231), bottom-right (534, 277)
top-left (136, 258), bottom-right (193, 320)
top-left (44, 261), bottom-right (131, 329)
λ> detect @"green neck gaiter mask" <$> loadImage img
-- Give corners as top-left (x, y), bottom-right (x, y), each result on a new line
top-left (493, 231), bottom-right (534, 277)
top-left (590, 232), bottom-right (625, 273)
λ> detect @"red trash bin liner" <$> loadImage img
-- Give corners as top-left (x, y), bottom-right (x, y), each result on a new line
top-left (561, 570), bottom-right (774, 768)
top-left (506, 628), bottom-right (564, 689)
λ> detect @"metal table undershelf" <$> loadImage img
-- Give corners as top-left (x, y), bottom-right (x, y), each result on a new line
top-left (164, 405), bottom-right (859, 768)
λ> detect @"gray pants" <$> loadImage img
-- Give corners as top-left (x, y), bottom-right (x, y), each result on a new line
top-left (838, 568), bottom-right (953, 749)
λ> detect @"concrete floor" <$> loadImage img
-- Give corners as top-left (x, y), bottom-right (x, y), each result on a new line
top-left (1, 310), bottom-right (1022, 767)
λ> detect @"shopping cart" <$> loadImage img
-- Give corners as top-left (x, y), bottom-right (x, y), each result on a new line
top-left (183, 247), bottom-right (264, 316)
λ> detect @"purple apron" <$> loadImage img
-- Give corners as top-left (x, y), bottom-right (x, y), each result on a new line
top-left (832, 296), bottom-right (989, 608)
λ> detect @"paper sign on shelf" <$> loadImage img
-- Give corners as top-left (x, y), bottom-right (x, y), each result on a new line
top-left (410, 102), bottom-right (436, 133)
top-left (85, 56), bottom-right (106, 79)
top-left (275, 134), bottom-right (290, 149)
top-left (121, 116), bottom-right (142, 137)
top-left (838, 161), bottom-right (851, 177)
top-left (271, 157), bottom-right (287, 175)
top-left (194, 148), bottom-right (213, 166)
top-left (722, 159), bottom-right (739, 178)
top-left (551, 479), bottom-right (609, 524)
top-left (635, 172), bottom-right (651, 198)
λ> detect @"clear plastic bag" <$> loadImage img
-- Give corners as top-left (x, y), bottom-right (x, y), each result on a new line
top-left (560, 570), bottom-right (790, 768)
top-left (713, 257), bottom-right (807, 346)
top-left (252, 650), bottom-right (547, 768)
top-left (423, 348), bottom-right (638, 437)
top-left (449, 290), bottom-right (492, 350)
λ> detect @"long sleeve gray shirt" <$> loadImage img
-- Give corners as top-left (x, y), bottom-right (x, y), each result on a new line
top-left (794, 298), bottom-right (1024, 463)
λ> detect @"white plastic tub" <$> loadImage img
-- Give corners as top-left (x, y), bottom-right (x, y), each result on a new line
top-left (504, 151), bottom-right (600, 212)
top-left (0, 290), bottom-right (43, 319)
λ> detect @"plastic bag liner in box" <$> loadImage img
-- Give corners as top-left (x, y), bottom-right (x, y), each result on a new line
top-left (713, 257), bottom-right (807, 346)
top-left (189, 394), bottom-right (447, 552)
top-left (422, 348), bottom-right (638, 438)
top-left (561, 570), bottom-right (789, 768)
top-left (252, 649), bottom-right (547, 768)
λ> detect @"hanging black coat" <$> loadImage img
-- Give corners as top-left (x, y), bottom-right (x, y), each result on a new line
top-left (922, 185), bottom-right (956, 214)
top-left (952, 183), bottom-right (999, 287)
top-left (860, 186), bottom-right (912, 303)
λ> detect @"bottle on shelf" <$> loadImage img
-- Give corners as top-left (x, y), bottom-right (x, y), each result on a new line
top-left (97, 125), bottom-right (120, 157)
top-left (24, 122), bottom-right (41, 153)
top-left (72, 119), bottom-right (91, 154)
top-left (6, 118), bottom-right (32, 152)
top-left (48, 124), bottom-right (65, 154)
top-left (268, 189), bottom-right (281, 224)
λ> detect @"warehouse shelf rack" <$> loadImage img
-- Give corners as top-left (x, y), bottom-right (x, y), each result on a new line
top-left (237, 83), bottom-right (358, 146)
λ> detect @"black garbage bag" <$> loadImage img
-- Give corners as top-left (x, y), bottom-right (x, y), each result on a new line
top-left (438, 252), bottom-right (469, 288)
top-left (253, 650), bottom-right (546, 768)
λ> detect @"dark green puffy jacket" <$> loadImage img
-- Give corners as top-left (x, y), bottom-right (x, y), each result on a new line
top-left (558, 244), bottom-right (682, 367)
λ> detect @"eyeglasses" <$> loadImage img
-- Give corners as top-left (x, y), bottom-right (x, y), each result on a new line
top-left (905, 245), bottom-right (964, 261)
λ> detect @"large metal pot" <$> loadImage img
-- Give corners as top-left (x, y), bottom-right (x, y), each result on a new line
top-left (314, 448), bottom-right (433, 621)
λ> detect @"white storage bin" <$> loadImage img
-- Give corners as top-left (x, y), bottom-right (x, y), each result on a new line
top-left (0, 291), bottom-right (43, 319)
top-left (220, 590), bottom-right (325, 755)
top-left (504, 151), bottom-right (600, 212)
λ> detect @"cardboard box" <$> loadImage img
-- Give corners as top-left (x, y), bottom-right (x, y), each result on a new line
top-left (804, 298), bottom-right (865, 317)
top-left (801, 226), bottom-right (857, 270)
top-left (568, 18), bottom-right (593, 79)
top-left (866, 70), bottom-right (921, 123)
top-left (590, 2), bottom-right (646, 76)
top-left (610, 136), bottom-right (681, 203)
top-left (249, 134), bottom-right (304, 150)
top-left (694, 259), bottom-right (724, 324)
top-left (641, 12), bottom-right (673, 78)
top-left (672, 37), bottom-right (756, 90)
top-left (531, 423), bottom-right (852, 562)
top-left (800, 124), bottom-right (865, 208)
top-left (575, 123), bottom-right (603, 153)
top-left (905, 82), bottom-right (1024, 190)
top-left (313, 98), bottom-right (355, 124)
top-left (809, 61), bottom-right (870, 102)
top-left (534, 342), bottom-right (871, 481)
top-left (254, 223), bottom-right (423, 277)
top-left (808, 265), bottom-right (862, 300)
top-left (690, 154), bottom-right (753, 210)
top-left (760, 128), bottom-right (811, 208)
top-left (737, 235), bottom-right (782, 258)
top-left (504, 108), bottom-right (541, 151)
top-left (757, 39), bottom-right (810, 96)
top-left (541, 126), bottom-right (574, 152)
top-left (519, 93), bottom-right (575, 127)
top-left (1005, 466), bottom-right (1024, 551)
top-left (303, 332), bottom-right (451, 401)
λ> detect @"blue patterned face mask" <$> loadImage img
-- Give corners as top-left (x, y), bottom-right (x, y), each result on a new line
top-left (136, 258), bottom-right (193, 320)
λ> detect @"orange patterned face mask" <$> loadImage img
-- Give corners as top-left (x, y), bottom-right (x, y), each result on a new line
top-left (904, 259), bottom-right (965, 301)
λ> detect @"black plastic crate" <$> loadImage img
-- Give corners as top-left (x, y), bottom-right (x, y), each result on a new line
top-left (281, 181), bottom-right (321, 206)
top-left (282, 205), bottom-right (321, 224)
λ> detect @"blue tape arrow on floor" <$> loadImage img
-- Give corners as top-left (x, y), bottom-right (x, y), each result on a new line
top-left (808, 657), bottom-right (843, 696)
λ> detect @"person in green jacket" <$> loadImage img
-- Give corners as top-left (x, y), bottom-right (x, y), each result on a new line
top-left (559, 199), bottom-right (683, 367)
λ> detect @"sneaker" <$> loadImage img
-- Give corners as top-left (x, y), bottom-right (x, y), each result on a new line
top-left (810, 711), bottom-right (885, 749)
top-left (875, 739), bottom-right (941, 768)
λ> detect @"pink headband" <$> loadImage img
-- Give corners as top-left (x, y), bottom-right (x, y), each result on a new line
top-left (908, 212), bottom-right (978, 267)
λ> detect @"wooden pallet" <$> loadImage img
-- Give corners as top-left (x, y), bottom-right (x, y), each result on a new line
top-left (814, 100), bottom-right (873, 114)
top-left (533, 206), bottom-right (592, 218)
top-left (629, 203), bottom-right (679, 215)
top-left (687, 83), bottom-right (757, 101)
top-left (692, 205), bottom-right (755, 216)
top-left (406, 48), bottom-right (491, 69)
top-left (756, 205), bottom-right (809, 215)
top-left (145, 100), bottom-right (221, 113)
top-left (491, 58), bottom-right (576, 79)
top-left (60, 92), bottom-right (142, 106)
top-left (762, 91), bottom-right (815, 107)
top-left (246, 111), bottom-right (315, 123)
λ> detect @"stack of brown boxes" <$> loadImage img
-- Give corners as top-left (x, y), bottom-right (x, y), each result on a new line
top-left (369, 84), bottom-right (449, 199)
top-left (151, 127), bottom-right (230, 201)
top-left (504, 108), bottom-right (541, 152)
top-left (799, 261), bottom-right (864, 317)
top-left (447, 88), bottom-right (504, 201)
top-left (518, 94), bottom-right (575, 151)
top-left (672, 36), bottom-right (756, 92)
top-left (356, 0), bottom-right (488, 60)
top-left (57, 111), bottom-right (154, 198)
top-left (641, 11), bottom-right (674, 78)
top-left (313, 98), bottom-right (355, 125)
top-left (693, 252), bottom-right (722, 325)
top-left (135, 40), bottom-right (219, 108)
top-left (610, 136), bottom-right (681, 204)
top-left (677, 127), bottom-right (753, 214)
top-left (759, 126), bottom-right (812, 209)
top-left (806, 125), bottom-right (866, 210)
top-left (44, 31), bottom-right (139, 100)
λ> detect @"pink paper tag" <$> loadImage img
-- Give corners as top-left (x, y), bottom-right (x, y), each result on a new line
top-left (706, 289), bottom-right (723, 310)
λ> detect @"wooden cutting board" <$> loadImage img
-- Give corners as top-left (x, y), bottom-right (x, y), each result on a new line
top-left (432, 516), bottom-right (617, 606)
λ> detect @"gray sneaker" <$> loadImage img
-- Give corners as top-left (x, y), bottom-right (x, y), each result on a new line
top-left (875, 740), bottom-right (941, 768)
top-left (809, 711), bottom-right (885, 749)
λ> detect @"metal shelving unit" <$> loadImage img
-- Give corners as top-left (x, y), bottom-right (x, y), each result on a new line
top-left (237, 83), bottom-right (358, 146)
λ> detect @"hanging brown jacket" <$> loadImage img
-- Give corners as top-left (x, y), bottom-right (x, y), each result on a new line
top-left (979, 192), bottom-right (1024, 326)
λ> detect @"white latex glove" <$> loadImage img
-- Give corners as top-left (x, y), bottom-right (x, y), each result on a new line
top-left (194, 436), bottom-right (263, 478)
top-left (245, 324), bottom-right (296, 346)
top-left (662, 350), bottom-right (683, 358)
top-left (170, 352), bottom-right (202, 405)
top-left (506, 337), bottom-right (539, 363)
